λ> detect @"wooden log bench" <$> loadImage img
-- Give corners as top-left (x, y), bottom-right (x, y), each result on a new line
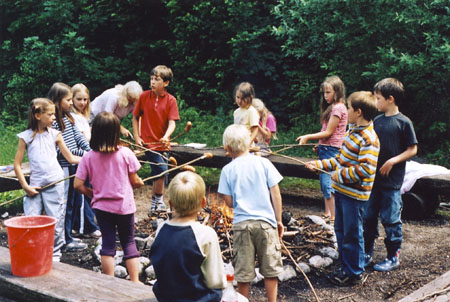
top-left (0, 246), bottom-right (156, 302)
top-left (398, 270), bottom-right (450, 302)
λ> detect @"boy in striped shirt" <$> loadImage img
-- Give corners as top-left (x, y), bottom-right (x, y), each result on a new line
top-left (305, 91), bottom-right (380, 286)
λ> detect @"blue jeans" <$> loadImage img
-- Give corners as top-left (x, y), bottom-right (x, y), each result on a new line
top-left (335, 192), bottom-right (365, 276)
top-left (318, 145), bottom-right (340, 199)
top-left (145, 151), bottom-right (168, 177)
top-left (363, 186), bottom-right (402, 257)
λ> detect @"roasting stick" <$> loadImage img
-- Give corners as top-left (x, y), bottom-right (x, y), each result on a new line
top-left (281, 241), bottom-right (321, 302)
top-left (139, 156), bottom-right (178, 167)
top-left (120, 139), bottom-right (171, 162)
top-left (0, 174), bottom-right (75, 208)
top-left (270, 152), bottom-right (331, 176)
top-left (145, 121), bottom-right (193, 145)
top-left (269, 143), bottom-right (317, 148)
top-left (142, 153), bottom-right (213, 182)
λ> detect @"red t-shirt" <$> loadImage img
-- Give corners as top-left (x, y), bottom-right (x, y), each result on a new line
top-left (133, 90), bottom-right (180, 151)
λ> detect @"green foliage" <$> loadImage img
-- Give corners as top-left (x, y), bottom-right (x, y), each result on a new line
top-left (272, 0), bottom-right (450, 162)
top-left (0, 120), bottom-right (27, 165)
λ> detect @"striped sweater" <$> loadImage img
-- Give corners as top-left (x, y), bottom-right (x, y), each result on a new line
top-left (52, 117), bottom-right (91, 167)
top-left (313, 122), bottom-right (380, 201)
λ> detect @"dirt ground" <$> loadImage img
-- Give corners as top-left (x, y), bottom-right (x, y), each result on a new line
top-left (1, 184), bottom-right (449, 302)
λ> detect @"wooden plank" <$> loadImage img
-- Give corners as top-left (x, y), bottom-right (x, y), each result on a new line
top-left (0, 163), bottom-right (29, 193)
top-left (398, 270), bottom-right (450, 302)
top-left (0, 246), bottom-right (156, 302)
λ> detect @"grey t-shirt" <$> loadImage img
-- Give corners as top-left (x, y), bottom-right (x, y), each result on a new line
top-left (373, 113), bottom-right (418, 189)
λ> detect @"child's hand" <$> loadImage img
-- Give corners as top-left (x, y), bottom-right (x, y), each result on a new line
top-left (135, 136), bottom-right (144, 146)
top-left (379, 159), bottom-right (395, 176)
top-left (331, 172), bottom-right (338, 182)
top-left (313, 144), bottom-right (318, 154)
top-left (160, 137), bottom-right (170, 149)
top-left (120, 127), bottom-right (133, 139)
top-left (304, 161), bottom-right (316, 171)
top-left (296, 135), bottom-right (309, 145)
top-left (25, 186), bottom-right (40, 197)
top-left (277, 221), bottom-right (284, 239)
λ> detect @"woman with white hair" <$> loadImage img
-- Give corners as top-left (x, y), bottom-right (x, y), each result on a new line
top-left (90, 81), bottom-right (143, 138)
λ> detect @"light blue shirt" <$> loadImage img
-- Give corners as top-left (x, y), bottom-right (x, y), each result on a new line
top-left (218, 154), bottom-right (283, 227)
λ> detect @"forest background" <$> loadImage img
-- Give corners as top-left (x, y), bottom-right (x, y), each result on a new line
top-left (0, 0), bottom-right (449, 170)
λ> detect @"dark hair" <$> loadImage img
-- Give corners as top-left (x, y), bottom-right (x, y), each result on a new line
top-left (373, 78), bottom-right (405, 106)
top-left (90, 112), bottom-right (121, 153)
top-left (234, 82), bottom-right (255, 106)
top-left (348, 91), bottom-right (378, 121)
top-left (320, 76), bottom-right (346, 123)
top-left (47, 82), bottom-right (73, 131)
top-left (151, 65), bottom-right (173, 82)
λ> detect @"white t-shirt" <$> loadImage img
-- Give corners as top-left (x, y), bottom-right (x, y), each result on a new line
top-left (233, 106), bottom-right (260, 131)
top-left (17, 128), bottom-right (64, 186)
top-left (91, 87), bottom-right (134, 120)
top-left (71, 112), bottom-right (91, 141)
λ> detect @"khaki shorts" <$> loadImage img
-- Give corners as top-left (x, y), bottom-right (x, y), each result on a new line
top-left (232, 220), bottom-right (283, 282)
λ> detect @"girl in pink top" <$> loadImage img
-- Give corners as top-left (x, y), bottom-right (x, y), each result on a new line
top-left (296, 76), bottom-right (348, 221)
top-left (252, 98), bottom-right (277, 155)
top-left (74, 112), bottom-right (144, 283)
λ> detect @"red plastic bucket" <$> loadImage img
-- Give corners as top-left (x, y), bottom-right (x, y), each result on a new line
top-left (4, 215), bottom-right (56, 277)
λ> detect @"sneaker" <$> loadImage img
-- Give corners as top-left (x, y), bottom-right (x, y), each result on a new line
top-left (328, 268), bottom-right (363, 286)
top-left (155, 200), bottom-right (166, 211)
top-left (63, 240), bottom-right (88, 252)
top-left (151, 198), bottom-right (157, 212)
top-left (373, 257), bottom-right (399, 272)
top-left (364, 254), bottom-right (373, 268)
top-left (85, 230), bottom-right (101, 239)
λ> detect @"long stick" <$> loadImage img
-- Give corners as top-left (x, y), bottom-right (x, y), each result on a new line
top-left (142, 153), bottom-right (213, 182)
top-left (281, 241), bottom-right (321, 302)
top-left (270, 143), bottom-right (317, 148)
top-left (270, 152), bottom-right (331, 175)
top-left (0, 175), bottom-right (75, 208)
top-left (120, 139), bottom-right (170, 161)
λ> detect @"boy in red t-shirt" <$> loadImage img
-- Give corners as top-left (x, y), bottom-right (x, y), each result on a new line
top-left (132, 65), bottom-right (180, 213)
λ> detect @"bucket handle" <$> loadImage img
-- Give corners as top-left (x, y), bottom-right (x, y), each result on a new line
top-left (10, 229), bottom-right (30, 248)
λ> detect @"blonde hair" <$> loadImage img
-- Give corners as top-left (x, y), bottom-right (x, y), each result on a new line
top-left (71, 83), bottom-right (90, 118)
top-left (117, 81), bottom-right (143, 108)
top-left (320, 76), bottom-right (346, 123)
top-left (347, 91), bottom-right (378, 121)
top-left (252, 98), bottom-right (277, 140)
top-left (168, 171), bottom-right (205, 217)
top-left (28, 98), bottom-right (55, 140)
top-left (223, 124), bottom-right (250, 153)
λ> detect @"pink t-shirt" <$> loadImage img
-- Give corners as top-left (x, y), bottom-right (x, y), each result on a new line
top-left (319, 102), bottom-right (348, 148)
top-left (259, 113), bottom-right (277, 144)
top-left (76, 146), bottom-right (141, 215)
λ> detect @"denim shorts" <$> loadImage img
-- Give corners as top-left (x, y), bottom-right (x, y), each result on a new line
top-left (318, 145), bottom-right (340, 199)
top-left (145, 151), bottom-right (168, 177)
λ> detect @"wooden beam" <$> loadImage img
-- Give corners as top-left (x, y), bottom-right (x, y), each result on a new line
top-left (0, 246), bottom-right (156, 302)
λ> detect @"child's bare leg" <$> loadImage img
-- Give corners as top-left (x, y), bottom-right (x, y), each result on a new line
top-left (153, 177), bottom-right (165, 195)
top-left (101, 255), bottom-right (115, 276)
top-left (264, 277), bottom-right (278, 302)
top-left (237, 281), bottom-right (250, 298)
top-left (125, 257), bottom-right (142, 283)
top-left (324, 194), bottom-right (335, 219)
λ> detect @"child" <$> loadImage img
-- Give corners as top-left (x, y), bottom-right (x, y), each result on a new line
top-left (363, 78), bottom-right (418, 272)
top-left (305, 91), bottom-right (379, 286)
top-left (132, 65), bottom-right (179, 213)
top-left (218, 124), bottom-right (283, 302)
top-left (70, 83), bottom-right (101, 239)
top-left (74, 112), bottom-right (144, 283)
top-left (14, 98), bottom-right (80, 261)
top-left (71, 83), bottom-right (91, 141)
top-left (252, 98), bottom-right (277, 153)
top-left (49, 82), bottom-right (91, 251)
top-left (297, 76), bottom-right (348, 221)
top-left (233, 82), bottom-right (259, 146)
top-left (150, 171), bottom-right (226, 301)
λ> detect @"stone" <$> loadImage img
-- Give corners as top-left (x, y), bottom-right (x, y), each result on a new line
top-left (145, 265), bottom-right (155, 279)
top-left (305, 215), bottom-right (326, 226)
top-left (295, 262), bottom-right (311, 274)
top-left (114, 265), bottom-right (128, 278)
top-left (319, 247), bottom-right (339, 260)
top-left (139, 256), bottom-right (151, 273)
top-left (135, 236), bottom-right (147, 250)
top-left (308, 255), bottom-right (333, 268)
top-left (278, 265), bottom-right (297, 282)
top-left (251, 267), bottom-right (264, 284)
top-left (115, 250), bottom-right (124, 265)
